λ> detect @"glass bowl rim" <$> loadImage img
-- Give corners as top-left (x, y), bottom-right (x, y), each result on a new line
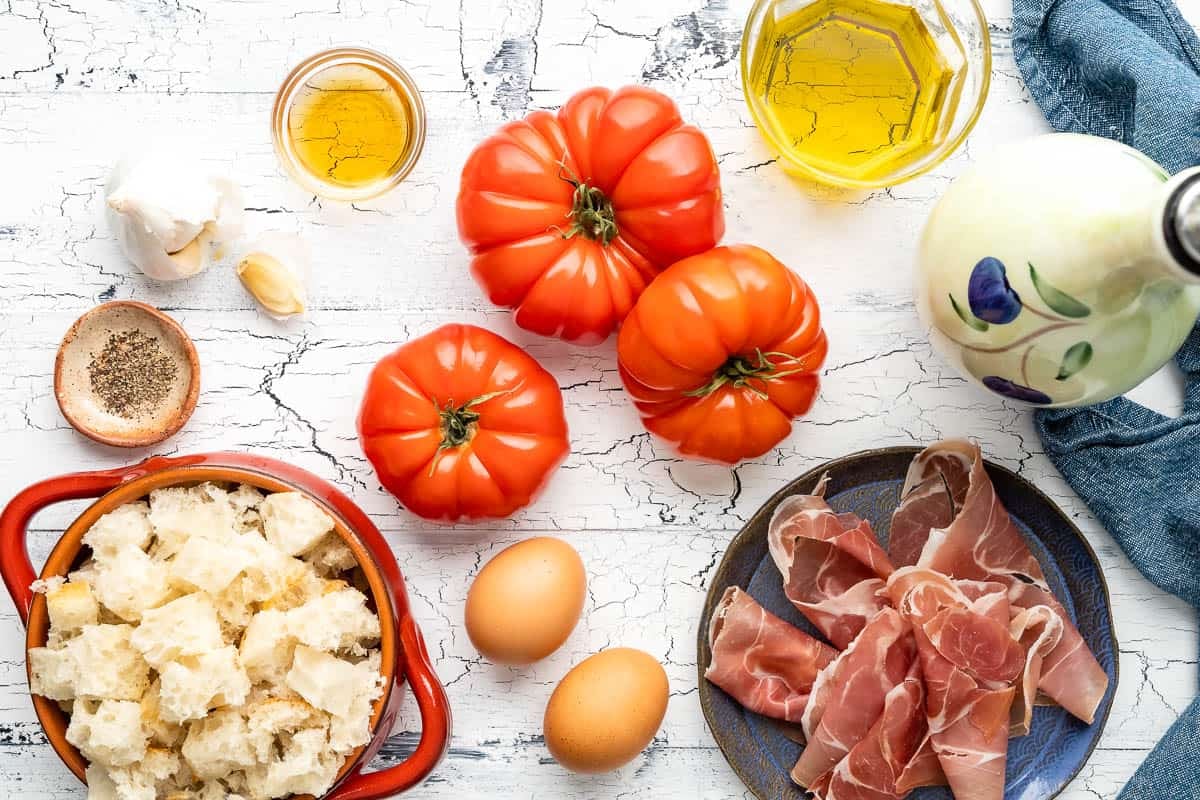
top-left (270, 45), bottom-right (427, 202)
top-left (739, 0), bottom-right (992, 190)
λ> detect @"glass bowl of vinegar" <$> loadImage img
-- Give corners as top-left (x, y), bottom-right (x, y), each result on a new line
top-left (272, 47), bottom-right (426, 201)
top-left (741, 0), bottom-right (990, 189)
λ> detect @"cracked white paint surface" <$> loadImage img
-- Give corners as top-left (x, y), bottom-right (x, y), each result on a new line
top-left (0, 0), bottom-right (1196, 797)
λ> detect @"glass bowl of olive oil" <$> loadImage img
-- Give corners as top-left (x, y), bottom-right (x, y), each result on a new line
top-left (272, 47), bottom-right (426, 201)
top-left (741, 0), bottom-right (990, 188)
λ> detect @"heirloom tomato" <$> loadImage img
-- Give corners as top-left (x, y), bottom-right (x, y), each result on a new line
top-left (456, 85), bottom-right (724, 344)
top-left (358, 324), bottom-right (569, 521)
top-left (617, 245), bottom-right (828, 464)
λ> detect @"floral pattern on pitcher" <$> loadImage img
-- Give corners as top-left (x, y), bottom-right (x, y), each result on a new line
top-left (947, 257), bottom-right (1094, 404)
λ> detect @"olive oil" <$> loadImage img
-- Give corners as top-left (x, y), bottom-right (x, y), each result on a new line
top-left (285, 62), bottom-right (415, 191)
top-left (746, 0), bottom-right (960, 183)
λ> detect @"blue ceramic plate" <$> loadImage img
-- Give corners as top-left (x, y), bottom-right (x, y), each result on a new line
top-left (697, 447), bottom-right (1117, 800)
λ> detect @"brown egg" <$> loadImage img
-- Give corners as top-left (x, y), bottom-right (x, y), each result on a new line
top-left (543, 648), bottom-right (669, 773)
top-left (464, 537), bottom-right (586, 665)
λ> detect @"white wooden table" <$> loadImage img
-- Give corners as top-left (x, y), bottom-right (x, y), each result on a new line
top-left (0, 1), bottom-right (1196, 797)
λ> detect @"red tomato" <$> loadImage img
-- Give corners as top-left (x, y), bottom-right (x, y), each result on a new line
top-left (456, 85), bottom-right (725, 345)
top-left (617, 245), bottom-right (828, 464)
top-left (358, 324), bottom-right (569, 521)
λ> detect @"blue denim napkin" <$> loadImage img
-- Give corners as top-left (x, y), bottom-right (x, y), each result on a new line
top-left (1012, 0), bottom-right (1200, 172)
top-left (1014, 0), bottom-right (1200, 791)
top-left (1035, 322), bottom-right (1200, 797)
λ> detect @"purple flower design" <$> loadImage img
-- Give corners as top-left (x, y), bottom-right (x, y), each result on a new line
top-left (982, 376), bottom-right (1052, 405)
top-left (968, 257), bottom-right (1022, 324)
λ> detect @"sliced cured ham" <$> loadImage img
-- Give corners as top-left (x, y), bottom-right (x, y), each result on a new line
top-left (792, 607), bottom-right (915, 791)
top-left (705, 587), bottom-right (839, 723)
top-left (823, 661), bottom-right (940, 800)
top-left (1008, 603), bottom-right (1064, 735)
top-left (768, 479), bottom-right (895, 648)
top-left (887, 568), bottom-right (1024, 800)
top-left (903, 441), bottom-right (1109, 725)
top-left (889, 475), bottom-right (955, 568)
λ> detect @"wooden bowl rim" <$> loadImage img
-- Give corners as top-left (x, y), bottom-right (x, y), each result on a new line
top-left (54, 300), bottom-right (201, 448)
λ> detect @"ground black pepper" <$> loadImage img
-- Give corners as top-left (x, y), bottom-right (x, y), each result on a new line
top-left (86, 329), bottom-right (178, 419)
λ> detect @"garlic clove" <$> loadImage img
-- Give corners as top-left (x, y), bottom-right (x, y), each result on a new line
top-left (237, 233), bottom-right (310, 319)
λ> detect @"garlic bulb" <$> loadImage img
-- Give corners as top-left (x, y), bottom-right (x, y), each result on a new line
top-left (236, 232), bottom-right (310, 319)
top-left (105, 151), bottom-right (243, 281)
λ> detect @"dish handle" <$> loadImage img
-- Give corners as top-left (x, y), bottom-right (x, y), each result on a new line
top-left (0, 459), bottom-right (174, 624)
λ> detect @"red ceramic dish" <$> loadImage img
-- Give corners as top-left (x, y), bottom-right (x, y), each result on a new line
top-left (0, 452), bottom-right (451, 800)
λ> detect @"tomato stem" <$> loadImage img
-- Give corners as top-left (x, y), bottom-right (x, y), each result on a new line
top-left (684, 349), bottom-right (810, 398)
top-left (557, 159), bottom-right (618, 245)
top-left (437, 389), bottom-right (510, 449)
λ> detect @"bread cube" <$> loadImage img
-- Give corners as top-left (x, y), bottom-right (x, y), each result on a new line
top-left (140, 679), bottom-right (184, 747)
top-left (285, 646), bottom-right (360, 717)
top-left (243, 727), bottom-right (341, 800)
top-left (181, 707), bottom-right (256, 779)
top-left (328, 652), bottom-right (384, 753)
top-left (66, 698), bottom-right (149, 767)
top-left (85, 763), bottom-right (120, 800)
top-left (239, 609), bottom-right (296, 685)
top-left (68, 624), bottom-right (150, 701)
top-left (285, 586), bottom-right (380, 653)
top-left (148, 484), bottom-right (237, 558)
top-left (106, 746), bottom-right (181, 800)
top-left (168, 534), bottom-right (252, 595)
top-left (46, 580), bottom-right (100, 632)
top-left (212, 577), bottom-right (254, 636)
top-left (83, 502), bottom-right (153, 559)
top-left (29, 645), bottom-right (76, 700)
top-left (158, 647), bottom-right (251, 724)
top-left (229, 484), bottom-right (264, 515)
top-left (90, 546), bottom-right (173, 622)
top-left (245, 696), bottom-right (324, 761)
top-left (259, 492), bottom-right (334, 556)
top-left (238, 532), bottom-right (315, 605)
top-left (303, 534), bottom-right (358, 576)
top-left (130, 592), bottom-right (224, 668)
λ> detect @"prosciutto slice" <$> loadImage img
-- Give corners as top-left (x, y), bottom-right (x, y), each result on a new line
top-left (1008, 603), bottom-right (1064, 735)
top-left (889, 475), bottom-right (955, 568)
top-left (768, 479), bottom-right (895, 649)
top-left (887, 568), bottom-right (1024, 800)
top-left (823, 661), bottom-right (938, 800)
top-left (705, 587), bottom-right (839, 723)
top-left (903, 440), bottom-right (1109, 724)
top-left (792, 607), bottom-right (915, 792)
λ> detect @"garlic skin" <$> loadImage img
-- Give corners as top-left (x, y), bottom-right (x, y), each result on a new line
top-left (105, 152), bottom-right (243, 281)
top-left (236, 232), bottom-right (310, 319)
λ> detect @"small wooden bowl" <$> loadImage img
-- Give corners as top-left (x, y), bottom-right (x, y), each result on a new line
top-left (54, 301), bottom-right (199, 448)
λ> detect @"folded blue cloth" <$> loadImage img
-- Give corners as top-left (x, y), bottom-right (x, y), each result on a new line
top-left (1014, 0), bottom-right (1200, 791)
top-left (1012, 0), bottom-right (1200, 172)
top-left (1035, 326), bottom-right (1200, 796)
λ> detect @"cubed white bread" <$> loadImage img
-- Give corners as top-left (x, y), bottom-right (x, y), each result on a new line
top-left (158, 647), bottom-right (251, 724)
top-left (68, 558), bottom-right (101, 586)
top-left (243, 727), bottom-right (341, 800)
top-left (168, 534), bottom-right (252, 595)
top-left (82, 502), bottom-right (153, 559)
top-left (46, 580), bottom-right (100, 631)
top-left (31, 575), bottom-right (65, 594)
top-left (303, 534), bottom-right (358, 576)
top-left (130, 593), bottom-right (224, 668)
top-left (68, 624), bottom-right (150, 701)
top-left (259, 493), bottom-right (334, 556)
top-left (85, 763), bottom-right (120, 800)
top-left (237, 533), bottom-right (316, 605)
top-left (285, 586), bottom-right (380, 653)
top-left (148, 484), bottom-right (237, 557)
top-left (285, 646), bottom-right (360, 717)
top-left (229, 484), bottom-right (264, 515)
top-left (244, 696), bottom-right (323, 762)
top-left (140, 679), bottom-right (184, 747)
top-left (105, 746), bottom-right (182, 800)
top-left (181, 707), bottom-right (257, 779)
top-left (327, 652), bottom-right (384, 753)
top-left (259, 567), bottom-right (325, 613)
top-left (29, 645), bottom-right (76, 700)
top-left (66, 698), bottom-right (149, 767)
top-left (90, 546), bottom-right (173, 622)
top-left (213, 577), bottom-right (254, 636)
top-left (239, 609), bottom-right (296, 685)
